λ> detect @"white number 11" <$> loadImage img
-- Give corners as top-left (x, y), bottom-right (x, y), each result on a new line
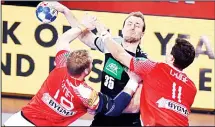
top-left (172, 82), bottom-right (182, 103)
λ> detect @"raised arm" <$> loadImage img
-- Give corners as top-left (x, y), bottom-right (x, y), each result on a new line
top-left (48, 2), bottom-right (104, 51)
top-left (56, 27), bottom-right (83, 53)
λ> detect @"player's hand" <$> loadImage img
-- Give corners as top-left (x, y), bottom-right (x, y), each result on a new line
top-left (126, 69), bottom-right (142, 84)
top-left (81, 13), bottom-right (97, 31)
top-left (47, 2), bottom-right (69, 13)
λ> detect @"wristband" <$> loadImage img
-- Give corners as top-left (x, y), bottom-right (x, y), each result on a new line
top-left (77, 24), bottom-right (88, 33)
top-left (125, 79), bottom-right (139, 92)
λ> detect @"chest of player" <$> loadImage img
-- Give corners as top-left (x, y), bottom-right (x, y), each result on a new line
top-left (101, 54), bottom-right (129, 95)
top-left (101, 49), bottom-right (147, 97)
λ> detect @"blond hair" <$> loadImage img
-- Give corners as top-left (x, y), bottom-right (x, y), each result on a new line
top-left (67, 49), bottom-right (91, 76)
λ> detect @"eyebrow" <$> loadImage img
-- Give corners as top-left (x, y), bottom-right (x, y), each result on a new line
top-left (127, 21), bottom-right (132, 24)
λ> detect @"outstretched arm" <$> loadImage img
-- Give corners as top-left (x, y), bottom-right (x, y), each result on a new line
top-left (48, 2), bottom-right (102, 51)
top-left (94, 77), bottom-right (139, 116)
top-left (102, 32), bottom-right (133, 68)
top-left (75, 76), bottom-right (139, 116)
top-left (56, 27), bottom-right (84, 53)
top-left (101, 32), bottom-right (156, 76)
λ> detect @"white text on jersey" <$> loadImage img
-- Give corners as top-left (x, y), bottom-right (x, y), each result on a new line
top-left (42, 93), bottom-right (76, 116)
top-left (156, 97), bottom-right (189, 117)
top-left (170, 69), bottom-right (188, 83)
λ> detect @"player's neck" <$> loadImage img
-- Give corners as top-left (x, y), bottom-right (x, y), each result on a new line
top-left (70, 75), bottom-right (85, 81)
top-left (168, 63), bottom-right (183, 72)
top-left (122, 41), bottom-right (139, 53)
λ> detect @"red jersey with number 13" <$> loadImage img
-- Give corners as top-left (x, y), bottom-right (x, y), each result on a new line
top-left (22, 50), bottom-right (99, 126)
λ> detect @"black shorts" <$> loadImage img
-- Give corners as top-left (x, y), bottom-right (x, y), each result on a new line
top-left (91, 112), bottom-right (141, 126)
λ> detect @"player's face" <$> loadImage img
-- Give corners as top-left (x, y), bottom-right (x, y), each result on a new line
top-left (122, 16), bottom-right (144, 43)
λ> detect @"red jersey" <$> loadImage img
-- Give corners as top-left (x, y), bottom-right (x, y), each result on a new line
top-left (130, 57), bottom-right (197, 126)
top-left (22, 50), bottom-right (99, 126)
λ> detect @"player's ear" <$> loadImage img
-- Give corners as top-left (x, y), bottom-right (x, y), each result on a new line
top-left (84, 69), bottom-right (89, 75)
top-left (141, 32), bottom-right (144, 38)
top-left (170, 55), bottom-right (175, 63)
top-left (122, 27), bottom-right (125, 36)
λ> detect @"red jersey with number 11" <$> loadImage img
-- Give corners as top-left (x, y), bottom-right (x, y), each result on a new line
top-left (130, 57), bottom-right (197, 126)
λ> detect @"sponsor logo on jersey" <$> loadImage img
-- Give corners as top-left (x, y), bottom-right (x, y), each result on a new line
top-left (104, 58), bottom-right (123, 80)
top-left (107, 63), bottom-right (118, 75)
top-left (88, 90), bottom-right (99, 107)
top-left (156, 97), bottom-right (189, 117)
top-left (42, 93), bottom-right (76, 116)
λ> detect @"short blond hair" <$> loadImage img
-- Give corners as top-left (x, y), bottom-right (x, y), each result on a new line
top-left (123, 11), bottom-right (146, 32)
top-left (67, 49), bottom-right (91, 76)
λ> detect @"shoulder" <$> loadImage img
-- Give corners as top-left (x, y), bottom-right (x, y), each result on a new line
top-left (136, 46), bottom-right (148, 58)
top-left (112, 36), bottom-right (123, 44)
top-left (49, 67), bottom-right (67, 79)
top-left (187, 78), bottom-right (197, 93)
top-left (77, 83), bottom-right (98, 100)
top-left (56, 50), bottom-right (70, 57)
top-left (103, 36), bottom-right (123, 54)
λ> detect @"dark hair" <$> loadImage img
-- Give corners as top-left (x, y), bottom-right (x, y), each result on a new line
top-left (171, 38), bottom-right (195, 70)
top-left (123, 11), bottom-right (146, 32)
top-left (67, 49), bottom-right (91, 76)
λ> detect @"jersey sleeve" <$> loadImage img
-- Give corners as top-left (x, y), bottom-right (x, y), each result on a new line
top-left (74, 83), bottom-right (100, 110)
top-left (94, 37), bottom-right (106, 53)
top-left (130, 57), bottom-right (157, 76)
top-left (55, 50), bottom-right (70, 68)
top-left (94, 36), bottom-right (123, 53)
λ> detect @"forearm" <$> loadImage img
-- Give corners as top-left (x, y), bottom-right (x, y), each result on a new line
top-left (104, 36), bottom-right (132, 67)
top-left (63, 9), bottom-right (98, 49)
top-left (63, 9), bottom-right (79, 27)
top-left (123, 84), bottom-right (142, 113)
top-left (96, 79), bottom-right (139, 116)
top-left (56, 27), bottom-right (82, 52)
top-left (96, 92), bottom-right (132, 116)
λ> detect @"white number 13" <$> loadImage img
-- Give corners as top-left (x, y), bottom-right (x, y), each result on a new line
top-left (172, 82), bottom-right (182, 103)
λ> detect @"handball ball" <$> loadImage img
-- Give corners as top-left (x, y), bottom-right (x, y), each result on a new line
top-left (36, 2), bottom-right (58, 23)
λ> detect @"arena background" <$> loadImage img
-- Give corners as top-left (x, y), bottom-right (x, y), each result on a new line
top-left (1, 1), bottom-right (215, 126)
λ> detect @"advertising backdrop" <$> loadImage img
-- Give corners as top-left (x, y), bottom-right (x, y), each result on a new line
top-left (2, 5), bottom-right (214, 110)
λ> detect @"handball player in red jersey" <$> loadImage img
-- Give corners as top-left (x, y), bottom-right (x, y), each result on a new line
top-left (4, 9), bottom-right (141, 127)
